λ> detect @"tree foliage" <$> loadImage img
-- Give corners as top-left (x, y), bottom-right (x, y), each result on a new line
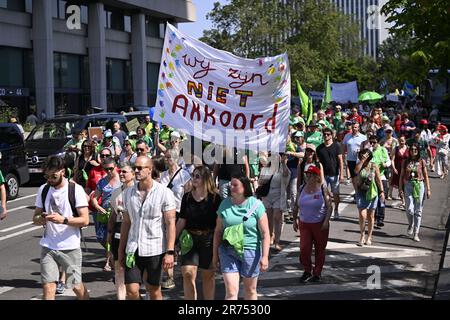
top-left (381, 0), bottom-right (450, 80)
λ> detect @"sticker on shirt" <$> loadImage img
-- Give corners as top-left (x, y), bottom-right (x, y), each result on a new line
top-left (313, 194), bottom-right (320, 200)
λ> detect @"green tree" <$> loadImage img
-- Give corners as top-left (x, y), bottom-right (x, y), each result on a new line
top-left (381, 0), bottom-right (450, 80)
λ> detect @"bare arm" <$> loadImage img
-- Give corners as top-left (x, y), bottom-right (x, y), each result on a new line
top-left (319, 163), bottom-right (326, 184)
top-left (175, 218), bottom-right (187, 239)
top-left (243, 155), bottom-right (250, 178)
top-left (258, 213), bottom-right (270, 272)
top-left (118, 211), bottom-right (131, 268)
top-left (338, 154), bottom-right (345, 182)
top-left (45, 206), bottom-right (89, 227)
top-left (162, 209), bottom-right (177, 271)
top-left (321, 188), bottom-right (333, 230)
top-left (91, 189), bottom-right (106, 214)
top-left (212, 216), bottom-right (224, 269)
top-left (0, 185), bottom-right (6, 220)
top-left (422, 160), bottom-right (431, 198)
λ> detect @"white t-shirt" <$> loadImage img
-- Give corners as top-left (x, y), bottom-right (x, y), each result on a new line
top-left (35, 180), bottom-right (88, 250)
top-left (160, 168), bottom-right (191, 212)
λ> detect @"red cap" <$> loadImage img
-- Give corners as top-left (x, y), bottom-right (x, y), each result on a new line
top-left (305, 164), bottom-right (321, 176)
top-left (420, 119), bottom-right (428, 125)
top-left (437, 124), bottom-right (448, 132)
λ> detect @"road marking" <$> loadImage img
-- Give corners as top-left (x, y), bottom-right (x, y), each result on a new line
top-left (8, 193), bottom-right (37, 203)
top-left (254, 278), bottom-right (424, 298)
top-left (3, 205), bottom-right (30, 214)
top-left (0, 286), bottom-right (14, 295)
top-left (0, 226), bottom-right (42, 241)
top-left (260, 264), bottom-right (429, 281)
top-left (0, 221), bottom-right (33, 233)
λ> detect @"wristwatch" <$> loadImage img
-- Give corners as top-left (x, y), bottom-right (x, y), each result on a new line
top-left (63, 217), bottom-right (69, 225)
top-left (166, 250), bottom-right (175, 255)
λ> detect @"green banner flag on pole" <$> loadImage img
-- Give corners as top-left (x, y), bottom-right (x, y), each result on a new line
top-left (296, 80), bottom-right (309, 118)
top-left (307, 94), bottom-right (313, 125)
top-left (321, 74), bottom-right (331, 110)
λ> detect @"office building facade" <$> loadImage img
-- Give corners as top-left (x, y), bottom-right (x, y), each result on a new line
top-left (331, 0), bottom-right (390, 59)
top-left (0, 0), bottom-right (195, 119)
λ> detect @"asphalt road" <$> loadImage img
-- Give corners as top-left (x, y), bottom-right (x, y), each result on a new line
top-left (0, 174), bottom-right (449, 300)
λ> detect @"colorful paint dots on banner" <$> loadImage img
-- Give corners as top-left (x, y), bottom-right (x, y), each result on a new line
top-left (159, 100), bottom-right (164, 107)
top-left (159, 83), bottom-right (165, 90)
top-left (175, 45), bottom-right (182, 52)
top-left (166, 82), bottom-right (173, 88)
top-left (275, 75), bottom-right (282, 82)
top-left (166, 48), bottom-right (170, 54)
top-left (163, 60), bottom-right (167, 67)
top-left (159, 111), bottom-right (166, 119)
top-left (168, 73), bottom-right (174, 78)
top-left (278, 64), bottom-right (285, 72)
top-left (268, 65), bottom-right (276, 75)
top-left (169, 62), bottom-right (175, 71)
top-left (158, 89), bottom-right (164, 97)
top-left (171, 52), bottom-right (177, 58)
top-left (258, 59), bottom-right (263, 66)
top-left (175, 60), bottom-right (181, 67)
top-left (162, 72), bottom-right (166, 79)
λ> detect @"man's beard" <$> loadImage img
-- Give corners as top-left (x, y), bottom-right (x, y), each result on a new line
top-left (48, 175), bottom-right (63, 187)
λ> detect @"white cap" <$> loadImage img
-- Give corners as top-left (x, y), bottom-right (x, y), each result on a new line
top-left (104, 129), bottom-right (112, 138)
top-left (171, 131), bottom-right (181, 139)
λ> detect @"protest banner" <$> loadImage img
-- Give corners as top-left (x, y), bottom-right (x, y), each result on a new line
top-left (126, 118), bottom-right (141, 133)
top-left (153, 23), bottom-right (291, 152)
top-left (330, 81), bottom-right (359, 103)
top-left (88, 127), bottom-right (103, 141)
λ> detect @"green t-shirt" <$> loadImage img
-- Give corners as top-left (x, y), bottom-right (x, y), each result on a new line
top-left (306, 131), bottom-right (323, 148)
top-left (371, 146), bottom-right (390, 177)
top-left (0, 170), bottom-right (4, 185)
top-left (159, 128), bottom-right (173, 142)
top-left (217, 196), bottom-right (265, 250)
top-left (333, 112), bottom-right (342, 130)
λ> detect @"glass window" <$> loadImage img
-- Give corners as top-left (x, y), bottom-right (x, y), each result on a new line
top-left (107, 59), bottom-right (125, 90)
top-left (58, 0), bottom-right (66, 19)
top-left (0, 0), bottom-right (25, 11)
top-left (23, 50), bottom-right (34, 89)
top-left (0, 47), bottom-right (23, 87)
top-left (0, 127), bottom-right (22, 147)
top-left (147, 63), bottom-right (159, 94)
top-left (81, 5), bottom-right (88, 24)
top-left (146, 17), bottom-right (160, 37)
top-left (124, 15), bottom-right (131, 32)
top-left (52, 0), bottom-right (58, 18)
top-left (61, 54), bottom-right (80, 88)
top-left (53, 53), bottom-right (61, 87)
top-left (25, 0), bottom-right (32, 13)
top-left (82, 56), bottom-right (89, 90)
top-left (125, 60), bottom-right (132, 91)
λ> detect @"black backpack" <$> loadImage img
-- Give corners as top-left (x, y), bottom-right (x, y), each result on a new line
top-left (41, 181), bottom-right (77, 217)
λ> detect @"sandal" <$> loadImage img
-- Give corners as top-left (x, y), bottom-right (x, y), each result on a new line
top-left (103, 265), bottom-right (112, 272)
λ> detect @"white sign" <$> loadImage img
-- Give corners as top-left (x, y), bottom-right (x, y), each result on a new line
top-left (153, 23), bottom-right (291, 152)
top-left (331, 81), bottom-right (359, 103)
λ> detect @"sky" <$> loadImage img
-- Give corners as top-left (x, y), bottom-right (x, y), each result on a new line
top-left (178, 0), bottom-right (223, 39)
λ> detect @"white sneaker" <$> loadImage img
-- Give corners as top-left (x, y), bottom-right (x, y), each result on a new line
top-left (413, 234), bottom-right (420, 242)
top-left (407, 226), bottom-right (413, 235)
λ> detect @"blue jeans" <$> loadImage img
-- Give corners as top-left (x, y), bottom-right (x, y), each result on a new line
top-left (219, 245), bottom-right (261, 278)
top-left (404, 181), bottom-right (425, 234)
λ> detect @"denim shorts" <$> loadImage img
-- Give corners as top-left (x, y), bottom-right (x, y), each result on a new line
top-left (219, 245), bottom-right (261, 278)
top-left (356, 191), bottom-right (378, 210)
top-left (325, 175), bottom-right (340, 194)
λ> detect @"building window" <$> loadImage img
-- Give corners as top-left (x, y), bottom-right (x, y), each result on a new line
top-left (0, 47), bottom-right (23, 87)
top-left (107, 59), bottom-right (124, 90)
top-left (124, 15), bottom-right (131, 32)
top-left (54, 52), bottom-right (86, 89)
top-left (0, 0), bottom-right (25, 11)
top-left (105, 7), bottom-right (127, 31)
top-left (147, 63), bottom-right (159, 105)
top-left (146, 17), bottom-right (160, 37)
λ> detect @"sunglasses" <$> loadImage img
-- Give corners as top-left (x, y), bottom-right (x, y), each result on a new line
top-left (410, 148), bottom-right (418, 151)
top-left (100, 154), bottom-right (111, 158)
top-left (125, 143), bottom-right (131, 146)
top-left (324, 133), bottom-right (332, 136)
top-left (104, 167), bottom-right (115, 172)
top-left (370, 141), bottom-right (377, 144)
top-left (43, 173), bottom-right (61, 180)
top-left (134, 165), bottom-right (149, 171)
top-left (137, 148), bottom-right (146, 152)
top-left (120, 170), bottom-right (132, 174)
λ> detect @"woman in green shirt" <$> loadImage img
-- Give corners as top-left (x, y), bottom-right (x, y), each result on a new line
top-left (213, 175), bottom-right (270, 300)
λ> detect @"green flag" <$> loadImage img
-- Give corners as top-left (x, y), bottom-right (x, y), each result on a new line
top-left (321, 74), bottom-right (331, 110)
top-left (307, 94), bottom-right (313, 125)
top-left (296, 80), bottom-right (309, 117)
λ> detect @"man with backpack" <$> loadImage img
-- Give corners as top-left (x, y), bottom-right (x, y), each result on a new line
top-left (32, 155), bottom-right (90, 300)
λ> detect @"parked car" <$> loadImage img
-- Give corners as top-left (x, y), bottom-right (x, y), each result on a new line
top-left (0, 123), bottom-right (30, 199)
top-left (25, 113), bottom-right (127, 174)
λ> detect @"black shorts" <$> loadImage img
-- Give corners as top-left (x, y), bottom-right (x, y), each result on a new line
top-left (124, 253), bottom-right (164, 286)
top-left (111, 222), bottom-right (122, 261)
top-left (347, 161), bottom-right (358, 178)
top-left (181, 232), bottom-right (214, 270)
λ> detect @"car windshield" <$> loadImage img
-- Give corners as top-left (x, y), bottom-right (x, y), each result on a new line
top-left (27, 120), bottom-right (80, 140)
